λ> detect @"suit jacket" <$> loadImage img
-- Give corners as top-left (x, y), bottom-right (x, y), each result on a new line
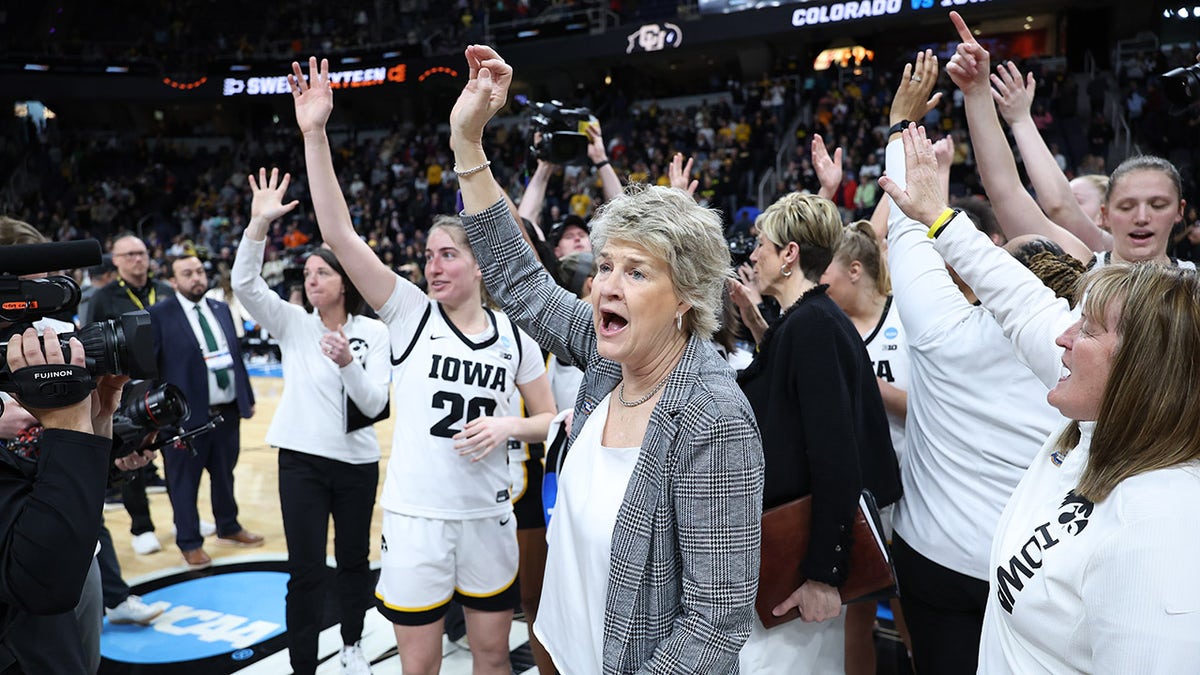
top-left (464, 200), bottom-right (764, 673)
top-left (149, 295), bottom-right (254, 429)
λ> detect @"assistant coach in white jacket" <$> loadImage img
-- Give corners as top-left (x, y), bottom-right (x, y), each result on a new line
top-left (233, 168), bottom-right (390, 675)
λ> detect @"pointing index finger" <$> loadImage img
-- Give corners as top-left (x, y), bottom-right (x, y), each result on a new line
top-left (950, 11), bottom-right (977, 45)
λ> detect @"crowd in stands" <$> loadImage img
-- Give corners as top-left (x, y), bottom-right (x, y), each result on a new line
top-left (3, 0), bottom-right (657, 67)
top-left (4, 67), bottom-right (804, 288)
top-left (3, 35), bottom-right (1198, 296)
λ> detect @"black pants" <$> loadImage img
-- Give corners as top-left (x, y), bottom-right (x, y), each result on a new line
top-left (165, 408), bottom-right (243, 552)
top-left (893, 534), bottom-right (989, 675)
top-left (119, 469), bottom-right (154, 535)
top-left (96, 521), bottom-right (130, 609)
top-left (278, 449), bottom-right (378, 675)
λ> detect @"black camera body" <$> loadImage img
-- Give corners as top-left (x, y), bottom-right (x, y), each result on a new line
top-left (0, 274), bottom-right (156, 381)
top-left (1163, 62), bottom-right (1200, 110)
top-left (0, 240), bottom-right (157, 407)
top-left (111, 381), bottom-right (190, 459)
top-left (281, 243), bottom-right (320, 291)
top-left (523, 98), bottom-right (597, 166)
top-left (728, 233), bottom-right (757, 267)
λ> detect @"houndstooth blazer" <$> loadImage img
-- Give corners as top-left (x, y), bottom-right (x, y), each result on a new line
top-left (463, 199), bottom-right (764, 673)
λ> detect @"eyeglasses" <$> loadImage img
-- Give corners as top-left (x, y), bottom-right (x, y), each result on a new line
top-left (113, 251), bottom-right (148, 259)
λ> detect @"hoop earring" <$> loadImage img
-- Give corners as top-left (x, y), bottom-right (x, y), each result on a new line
top-left (675, 312), bottom-right (683, 331)
top-left (780, 265), bottom-right (793, 278)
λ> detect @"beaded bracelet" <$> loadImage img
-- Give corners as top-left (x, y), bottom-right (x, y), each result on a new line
top-left (454, 160), bottom-right (492, 177)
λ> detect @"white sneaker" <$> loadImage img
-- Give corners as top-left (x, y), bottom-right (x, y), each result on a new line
top-left (170, 520), bottom-right (217, 538)
top-left (106, 595), bottom-right (163, 625)
top-left (130, 531), bottom-right (162, 555)
top-left (339, 642), bottom-right (372, 675)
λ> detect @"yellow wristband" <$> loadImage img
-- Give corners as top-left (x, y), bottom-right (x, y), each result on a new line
top-left (927, 207), bottom-right (959, 239)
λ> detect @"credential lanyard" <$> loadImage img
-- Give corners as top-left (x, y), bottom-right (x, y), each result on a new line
top-left (119, 278), bottom-right (155, 310)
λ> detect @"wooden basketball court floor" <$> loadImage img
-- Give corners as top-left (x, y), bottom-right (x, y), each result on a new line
top-left (103, 375), bottom-right (539, 674)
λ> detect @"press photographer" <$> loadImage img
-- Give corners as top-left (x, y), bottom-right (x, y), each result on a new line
top-left (0, 227), bottom-right (156, 674)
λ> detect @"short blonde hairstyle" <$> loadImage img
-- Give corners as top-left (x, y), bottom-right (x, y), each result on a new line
top-left (589, 184), bottom-right (730, 340)
top-left (1054, 264), bottom-right (1200, 502)
top-left (756, 193), bottom-right (841, 282)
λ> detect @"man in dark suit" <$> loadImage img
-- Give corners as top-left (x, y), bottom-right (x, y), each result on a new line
top-left (151, 254), bottom-right (262, 570)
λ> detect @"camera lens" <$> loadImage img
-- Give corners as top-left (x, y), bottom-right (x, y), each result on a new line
top-left (1163, 63), bottom-right (1200, 109)
top-left (130, 383), bottom-right (190, 428)
top-left (71, 311), bottom-right (156, 379)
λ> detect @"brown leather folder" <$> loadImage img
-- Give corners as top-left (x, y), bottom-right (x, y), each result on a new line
top-left (755, 490), bottom-right (896, 628)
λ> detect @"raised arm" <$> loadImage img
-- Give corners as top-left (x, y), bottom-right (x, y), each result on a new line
top-left (517, 160), bottom-right (553, 229)
top-left (880, 53), bottom-right (976, 344)
top-left (946, 13), bottom-right (1093, 263)
top-left (233, 167), bottom-right (303, 335)
top-left (451, 45), bottom-right (597, 368)
top-left (991, 62), bottom-right (1112, 252)
top-left (668, 152), bottom-right (699, 197)
top-left (881, 124), bottom-right (1074, 389)
top-left (887, 48), bottom-right (943, 142)
top-left (586, 120), bottom-right (623, 202)
top-left (812, 134), bottom-right (843, 201)
top-left (288, 56), bottom-right (398, 310)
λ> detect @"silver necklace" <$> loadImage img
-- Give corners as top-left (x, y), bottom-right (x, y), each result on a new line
top-left (618, 375), bottom-right (670, 408)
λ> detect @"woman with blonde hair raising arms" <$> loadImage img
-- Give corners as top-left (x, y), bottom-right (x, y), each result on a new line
top-left (449, 44), bottom-right (764, 673)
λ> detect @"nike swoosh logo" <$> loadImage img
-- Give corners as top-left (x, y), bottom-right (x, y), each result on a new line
top-left (430, 335), bottom-right (447, 340)
top-left (1165, 607), bottom-right (1200, 615)
top-left (499, 517), bottom-right (511, 526)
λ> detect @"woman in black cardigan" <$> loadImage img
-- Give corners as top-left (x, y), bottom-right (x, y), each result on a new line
top-left (731, 192), bottom-right (902, 672)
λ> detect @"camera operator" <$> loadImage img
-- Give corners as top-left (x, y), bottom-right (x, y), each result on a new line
top-left (0, 326), bottom-right (131, 674)
top-left (517, 118), bottom-right (623, 236)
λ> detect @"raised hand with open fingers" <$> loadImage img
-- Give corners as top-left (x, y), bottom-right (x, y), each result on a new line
top-left (289, 56), bottom-right (333, 136)
top-left (877, 124), bottom-right (949, 227)
top-left (812, 134), bottom-right (843, 200)
top-left (248, 167), bottom-right (300, 224)
top-left (990, 61), bottom-right (1037, 125)
top-left (946, 11), bottom-right (991, 97)
top-left (668, 152), bottom-right (698, 196)
top-left (450, 44), bottom-right (514, 151)
top-left (890, 49), bottom-right (943, 126)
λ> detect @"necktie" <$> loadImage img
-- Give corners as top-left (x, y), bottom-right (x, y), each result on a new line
top-left (195, 303), bottom-right (231, 389)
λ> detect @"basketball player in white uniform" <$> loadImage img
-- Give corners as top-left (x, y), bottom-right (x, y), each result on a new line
top-left (290, 57), bottom-right (556, 675)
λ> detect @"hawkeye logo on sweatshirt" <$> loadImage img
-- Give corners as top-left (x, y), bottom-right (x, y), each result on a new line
top-left (995, 490), bottom-right (1094, 614)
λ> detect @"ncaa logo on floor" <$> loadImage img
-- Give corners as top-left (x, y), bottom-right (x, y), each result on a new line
top-left (101, 560), bottom-right (289, 674)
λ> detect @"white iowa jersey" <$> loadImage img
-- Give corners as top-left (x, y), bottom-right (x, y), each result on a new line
top-left (862, 296), bottom-right (909, 464)
top-left (378, 281), bottom-right (543, 519)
